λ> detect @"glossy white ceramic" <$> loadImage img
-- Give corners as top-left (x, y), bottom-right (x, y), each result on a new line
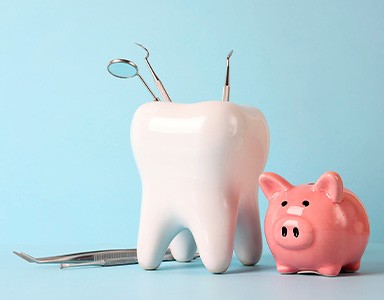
top-left (131, 101), bottom-right (269, 273)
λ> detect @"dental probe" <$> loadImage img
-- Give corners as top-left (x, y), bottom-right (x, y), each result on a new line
top-left (136, 43), bottom-right (172, 102)
top-left (222, 50), bottom-right (233, 102)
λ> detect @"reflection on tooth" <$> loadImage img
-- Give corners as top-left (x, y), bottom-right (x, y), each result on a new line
top-left (131, 101), bottom-right (269, 273)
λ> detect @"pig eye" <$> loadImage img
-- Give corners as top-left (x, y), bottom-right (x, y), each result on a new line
top-left (281, 201), bottom-right (288, 207)
top-left (302, 200), bottom-right (310, 207)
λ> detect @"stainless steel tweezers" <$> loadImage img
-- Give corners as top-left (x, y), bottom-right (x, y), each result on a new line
top-left (13, 248), bottom-right (197, 269)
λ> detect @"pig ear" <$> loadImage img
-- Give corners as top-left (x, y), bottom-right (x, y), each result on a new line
top-left (312, 171), bottom-right (344, 204)
top-left (259, 172), bottom-right (293, 201)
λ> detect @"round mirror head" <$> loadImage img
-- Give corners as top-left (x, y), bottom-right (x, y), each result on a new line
top-left (107, 59), bottom-right (138, 79)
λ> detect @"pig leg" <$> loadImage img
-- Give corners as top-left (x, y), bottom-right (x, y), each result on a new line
top-left (234, 190), bottom-right (262, 266)
top-left (316, 265), bottom-right (342, 276)
top-left (342, 261), bottom-right (360, 272)
top-left (276, 263), bottom-right (299, 274)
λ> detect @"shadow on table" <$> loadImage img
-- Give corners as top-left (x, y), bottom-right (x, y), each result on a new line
top-left (155, 257), bottom-right (275, 275)
top-left (226, 263), bottom-right (274, 275)
top-left (154, 251), bottom-right (384, 276)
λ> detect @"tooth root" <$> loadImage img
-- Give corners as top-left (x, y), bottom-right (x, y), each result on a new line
top-left (189, 190), bottom-right (238, 273)
top-left (137, 207), bottom-right (177, 270)
top-left (170, 229), bottom-right (197, 262)
top-left (234, 191), bottom-right (263, 266)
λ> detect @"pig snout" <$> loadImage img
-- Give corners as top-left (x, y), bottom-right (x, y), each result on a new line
top-left (273, 217), bottom-right (314, 250)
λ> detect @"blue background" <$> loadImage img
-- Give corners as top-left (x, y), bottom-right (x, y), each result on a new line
top-left (1, 0), bottom-right (383, 259)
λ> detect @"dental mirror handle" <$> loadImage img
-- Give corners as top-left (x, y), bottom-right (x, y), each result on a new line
top-left (137, 73), bottom-right (160, 102)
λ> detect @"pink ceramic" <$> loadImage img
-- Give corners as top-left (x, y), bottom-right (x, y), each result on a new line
top-left (259, 171), bottom-right (370, 276)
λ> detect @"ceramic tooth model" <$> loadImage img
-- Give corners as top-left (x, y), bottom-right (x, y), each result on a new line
top-left (131, 101), bottom-right (269, 273)
top-left (259, 171), bottom-right (370, 276)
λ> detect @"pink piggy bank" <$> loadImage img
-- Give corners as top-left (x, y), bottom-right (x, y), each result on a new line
top-left (259, 171), bottom-right (370, 276)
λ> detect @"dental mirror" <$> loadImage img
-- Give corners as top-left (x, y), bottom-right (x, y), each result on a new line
top-left (107, 58), bottom-right (160, 101)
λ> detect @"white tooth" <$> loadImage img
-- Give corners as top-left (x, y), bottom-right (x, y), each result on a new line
top-left (131, 101), bottom-right (269, 273)
top-left (169, 229), bottom-right (197, 262)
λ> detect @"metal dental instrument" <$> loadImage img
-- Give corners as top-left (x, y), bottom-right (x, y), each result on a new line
top-left (13, 249), bottom-right (140, 264)
top-left (222, 50), bottom-right (233, 102)
top-left (60, 258), bottom-right (139, 269)
top-left (14, 248), bottom-right (199, 269)
top-left (135, 43), bottom-right (172, 102)
top-left (107, 58), bottom-right (160, 102)
top-left (60, 251), bottom-right (180, 269)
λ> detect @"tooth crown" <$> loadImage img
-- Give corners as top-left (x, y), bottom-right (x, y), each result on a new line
top-left (131, 101), bottom-right (269, 273)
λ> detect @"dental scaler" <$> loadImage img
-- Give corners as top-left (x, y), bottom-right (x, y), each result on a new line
top-left (222, 50), bottom-right (233, 102)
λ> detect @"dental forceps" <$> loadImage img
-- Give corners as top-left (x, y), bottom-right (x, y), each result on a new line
top-left (222, 50), bottom-right (233, 102)
top-left (14, 248), bottom-right (198, 269)
top-left (135, 43), bottom-right (172, 102)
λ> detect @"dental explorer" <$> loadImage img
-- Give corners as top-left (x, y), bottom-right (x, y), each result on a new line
top-left (135, 43), bottom-right (172, 102)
